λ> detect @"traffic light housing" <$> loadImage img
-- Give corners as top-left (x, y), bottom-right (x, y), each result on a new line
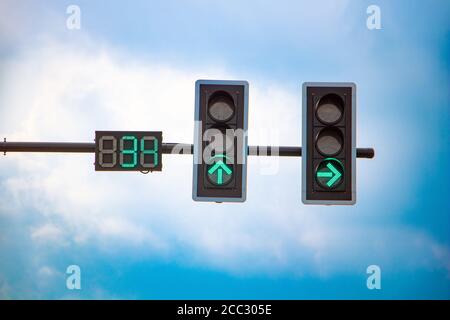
top-left (302, 82), bottom-right (356, 205)
top-left (193, 80), bottom-right (249, 202)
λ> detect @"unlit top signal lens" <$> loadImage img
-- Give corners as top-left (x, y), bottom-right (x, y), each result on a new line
top-left (316, 94), bottom-right (344, 125)
top-left (208, 92), bottom-right (235, 122)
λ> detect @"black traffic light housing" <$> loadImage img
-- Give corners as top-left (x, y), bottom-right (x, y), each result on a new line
top-left (302, 82), bottom-right (356, 205)
top-left (193, 80), bottom-right (249, 202)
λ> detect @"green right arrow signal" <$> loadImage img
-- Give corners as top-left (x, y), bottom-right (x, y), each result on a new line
top-left (317, 161), bottom-right (342, 188)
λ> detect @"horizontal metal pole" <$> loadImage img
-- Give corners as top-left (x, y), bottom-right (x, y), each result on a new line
top-left (356, 148), bottom-right (375, 159)
top-left (248, 146), bottom-right (301, 157)
top-left (0, 142), bottom-right (95, 153)
top-left (0, 141), bottom-right (374, 159)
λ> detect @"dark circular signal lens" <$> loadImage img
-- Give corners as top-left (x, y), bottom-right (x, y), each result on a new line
top-left (316, 128), bottom-right (343, 156)
top-left (316, 94), bottom-right (344, 125)
top-left (208, 92), bottom-right (235, 122)
top-left (206, 126), bottom-right (234, 154)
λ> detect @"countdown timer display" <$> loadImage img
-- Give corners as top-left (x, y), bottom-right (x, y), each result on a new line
top-left (95, 131), bottom-right (162, 171)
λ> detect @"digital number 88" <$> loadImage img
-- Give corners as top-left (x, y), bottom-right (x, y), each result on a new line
top-left (98, 135), bottom-right (158, 168)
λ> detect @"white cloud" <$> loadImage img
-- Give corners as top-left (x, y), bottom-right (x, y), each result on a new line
top-left (0, 36), bottom-right (448, 284)
top-left (31, 223), bottom-right (65, 244)
top-left (37, 265), bottom-right (55, 277)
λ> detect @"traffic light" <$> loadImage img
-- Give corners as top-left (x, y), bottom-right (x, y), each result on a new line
top-left (193, 80), bottom-right (249, 202)
top-left (302, 82), bottom-right (356, 205)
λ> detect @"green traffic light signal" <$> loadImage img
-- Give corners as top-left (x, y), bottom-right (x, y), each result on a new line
top-left (316, 158), bottom-right (344, 189)
top-left (193, 80), bottom-right (248, 202)
top-left (206, 154), bottom-right (233, 186)
top-left (302, 82), bottom-right (356, 205)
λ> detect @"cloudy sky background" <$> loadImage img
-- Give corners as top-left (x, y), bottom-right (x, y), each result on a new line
top-left (0, 0), bottom-right (449, 299)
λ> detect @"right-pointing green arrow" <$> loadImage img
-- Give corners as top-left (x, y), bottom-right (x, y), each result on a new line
top-left (316, 161), bottom-right (342, 188)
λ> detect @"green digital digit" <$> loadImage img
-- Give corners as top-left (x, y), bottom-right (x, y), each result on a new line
top-left (120, 135), bottom-right (138, 168)
top-left (140, 136), bottom-right (158, 168)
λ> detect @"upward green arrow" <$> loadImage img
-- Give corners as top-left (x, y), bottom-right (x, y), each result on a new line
top-left (208, 160), bottom-right (232, 185)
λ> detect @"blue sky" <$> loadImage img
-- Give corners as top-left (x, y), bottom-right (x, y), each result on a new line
top-left (0, 0), bottom-right (449, 299)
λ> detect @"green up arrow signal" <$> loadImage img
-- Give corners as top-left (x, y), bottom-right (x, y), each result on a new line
top-left (207, 160), bottom-right (232, 185)
top-left (316, 158), bottom-right (343, 188)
